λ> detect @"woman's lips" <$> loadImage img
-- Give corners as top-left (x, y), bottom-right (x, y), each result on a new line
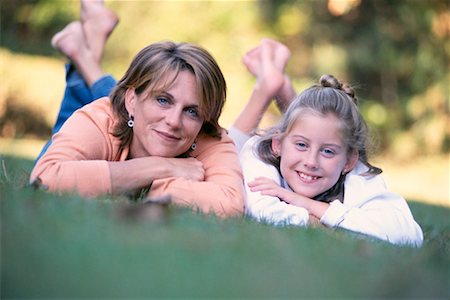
top-left (155, 129), bottom-right (181, 142)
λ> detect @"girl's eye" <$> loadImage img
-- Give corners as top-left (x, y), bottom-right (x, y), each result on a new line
top-left (322, 148), bottom-right (336, 156)
top-left (296, 142), bottom-right (307, 150)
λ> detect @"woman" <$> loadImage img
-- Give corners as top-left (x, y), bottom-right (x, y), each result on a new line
top-left (31, 4), bottom-right (244, 217)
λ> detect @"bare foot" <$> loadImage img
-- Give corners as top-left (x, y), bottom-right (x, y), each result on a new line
top-left (242, 45), bottom-right (261, 77)
top-left (243, 38), bottom-right (292, 102)
top-left (51, 21), bottom-right (89, 62)
top-left (80, 0), bottom-right (119, 63)
top-left (261, 38), bottom-right (296, 112)
top-left (261, 38), bottom-right (290, 71)
top-left (257, 39), bottom-right (286, 100)
top-left (51, 21), bottom-right (102, 86)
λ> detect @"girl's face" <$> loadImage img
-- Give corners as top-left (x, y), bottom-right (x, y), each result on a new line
top-left (272, 113), bottom-right (358, 198)
top-left (125, 70), bottom-right (204, 158)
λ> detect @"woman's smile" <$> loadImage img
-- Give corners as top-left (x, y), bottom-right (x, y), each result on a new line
top-left (154, 129), bottom-right (182, 142)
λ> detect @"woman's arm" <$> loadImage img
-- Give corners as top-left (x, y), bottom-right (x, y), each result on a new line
top-left (30, 99), bottom-right (117, 196)
top-left (149, 130), bottom-right (245, 218)
top-left (239, 136), bottom-right (309, 225)
top-left (108, 156), bottom-right (205, 195)
top-left (31, 99), bottom-right (206, 198)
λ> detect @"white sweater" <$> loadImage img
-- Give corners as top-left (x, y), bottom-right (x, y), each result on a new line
top-left (239, 135), bottom-right (424, 247)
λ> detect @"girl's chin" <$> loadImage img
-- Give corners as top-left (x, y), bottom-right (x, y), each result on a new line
top-left (293, 187), bottom-right (325, 199)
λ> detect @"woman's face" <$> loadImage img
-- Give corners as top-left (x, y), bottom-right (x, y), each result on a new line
top-left (125, 70), bottom-right (204, 158)
top-left (272, 113), bottom-right (358, 198)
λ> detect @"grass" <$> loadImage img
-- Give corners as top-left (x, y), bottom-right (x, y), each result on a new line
top-left (1, 155), bottom-right (449, 299)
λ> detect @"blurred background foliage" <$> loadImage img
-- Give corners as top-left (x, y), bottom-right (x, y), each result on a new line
top-left (0, 0), bottom-right (448, 162)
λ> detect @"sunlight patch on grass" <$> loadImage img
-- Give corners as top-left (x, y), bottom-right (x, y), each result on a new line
top-left (0, 137), bottom-right (46, 160)
top-left (0, 48), bottom-right (65, 125)
top-left (375, 154), bottom-right (449, 207)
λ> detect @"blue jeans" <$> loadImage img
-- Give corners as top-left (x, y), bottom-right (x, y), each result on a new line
top-left (35, 64), bottom-right (116, 162)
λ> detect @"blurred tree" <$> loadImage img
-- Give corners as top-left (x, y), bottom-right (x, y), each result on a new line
top-left (259, 0), bottom-right (449, 156)
top-left (0, 0), bottom-right (447, 157)
top-left (0, 0), bottom-right (75, 55)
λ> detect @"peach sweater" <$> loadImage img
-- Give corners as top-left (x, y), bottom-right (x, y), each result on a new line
top-left (30, 98), bottom-right (244, 217)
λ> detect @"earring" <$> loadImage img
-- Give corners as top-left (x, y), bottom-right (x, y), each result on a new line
top-left (191, 142), bottom-right (196, 150)
top-left (127, 115), bottom-right (134, 128)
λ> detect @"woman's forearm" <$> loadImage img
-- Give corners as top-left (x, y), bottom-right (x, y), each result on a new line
top-left (109, 156), bottom-right (205, 195)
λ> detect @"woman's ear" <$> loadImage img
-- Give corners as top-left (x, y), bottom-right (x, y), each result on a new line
top-left (344, 150), bottom-right (359, 174)
top-left (124, 88), bottom-right (137, 116)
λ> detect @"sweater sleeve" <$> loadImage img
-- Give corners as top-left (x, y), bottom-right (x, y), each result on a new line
top-left (227, 126), bottom-right (251, 153)
top-left (240, 136), bottom-right (309, 226)
top-left (320, 165), bottom-right (424, 246)
top-left (149, 130), bottom-right (245, 217)
top-left (30, 99), bottom-right (117, 197)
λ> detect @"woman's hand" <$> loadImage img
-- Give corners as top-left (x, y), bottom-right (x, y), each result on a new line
top-left (109, 156), bottom-right (205, 195)
top-left (165, 157), bottom-right (205, 181)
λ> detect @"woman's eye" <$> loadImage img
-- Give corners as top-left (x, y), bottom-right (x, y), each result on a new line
top-left (185, 107), bottom-right (199, 118)
top-left (156, 97), bottom-right (169, 105)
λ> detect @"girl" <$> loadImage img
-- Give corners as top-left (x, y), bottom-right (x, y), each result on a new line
top-left (240, 74), bottom-right (423, 246)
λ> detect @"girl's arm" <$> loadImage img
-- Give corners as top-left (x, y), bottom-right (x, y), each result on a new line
top-left (239, 136), bottom-right (309, 225)
top-left (320, 168), bottom-right (424, 246)
top-left (245, 156), bottom-right (423, 246)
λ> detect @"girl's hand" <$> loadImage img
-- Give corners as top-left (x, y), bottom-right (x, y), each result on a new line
top-left (248, 176), bottom-right (329, 219)
top-left (248, 176), bottom-right (303, 205)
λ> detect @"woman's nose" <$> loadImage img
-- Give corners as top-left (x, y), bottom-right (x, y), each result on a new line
top-left (165, 109), bottom-right (182, 128)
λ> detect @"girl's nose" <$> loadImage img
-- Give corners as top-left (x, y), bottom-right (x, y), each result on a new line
top-left (303, 150), bottom-right (319, 169)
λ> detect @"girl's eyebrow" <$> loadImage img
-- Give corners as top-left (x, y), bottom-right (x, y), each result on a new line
top-left (290, 134), bottom-right (309, 141)
top-left (323, 143), bottom-right (343, 150)
top-left (290, 134), bottom-right (343, 149)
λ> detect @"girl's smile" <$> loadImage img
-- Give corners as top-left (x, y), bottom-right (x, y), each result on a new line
top-left (297, 171), bottom-right (320, 183)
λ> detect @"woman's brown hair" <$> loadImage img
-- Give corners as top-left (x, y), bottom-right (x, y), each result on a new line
top-left (109, 41), bottom-right (227, 150)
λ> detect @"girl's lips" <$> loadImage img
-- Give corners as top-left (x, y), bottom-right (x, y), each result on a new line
top-left (297, 171), bottom-right (320, 183)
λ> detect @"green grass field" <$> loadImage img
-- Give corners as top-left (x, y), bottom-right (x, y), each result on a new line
top-left (1, 155), bottom-right (449, 299)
